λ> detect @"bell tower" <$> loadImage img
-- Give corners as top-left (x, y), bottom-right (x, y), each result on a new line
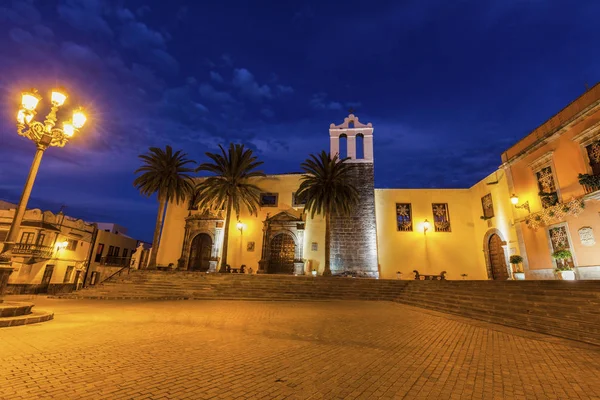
top-left (328, 113), bottom-right (378, 278)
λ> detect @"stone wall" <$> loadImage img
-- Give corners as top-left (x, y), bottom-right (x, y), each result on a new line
top-left (330, 163), bottom-right (379, 277)
top-left (7, 283), bottom-right (76, 295)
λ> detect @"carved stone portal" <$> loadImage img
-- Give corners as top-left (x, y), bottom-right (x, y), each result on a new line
top-left (258, 210), bottom-right (305, 275)
top-left (578, 226), bottom-right (596, 246)
top-left (178, 211), bottom-right (224, 272)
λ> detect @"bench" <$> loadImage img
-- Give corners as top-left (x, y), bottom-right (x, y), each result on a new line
top-left (413, 270), bottom-right (446, 280)
top-left (226, 265), bottom-right (246, 274)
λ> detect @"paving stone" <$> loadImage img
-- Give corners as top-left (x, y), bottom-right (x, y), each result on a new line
top-left (0, 298), bottom-right (598, 399)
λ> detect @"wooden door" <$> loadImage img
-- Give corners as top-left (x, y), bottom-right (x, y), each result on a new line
top-left (488, 234), bottom-right (509, 280)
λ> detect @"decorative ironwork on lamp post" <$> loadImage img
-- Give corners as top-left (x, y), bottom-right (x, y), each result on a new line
top-left (0, 88), bottom-right (87, 265)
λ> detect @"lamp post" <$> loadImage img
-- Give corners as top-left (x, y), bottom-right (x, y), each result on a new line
top-left (0, 88), bottom-right (87, 268)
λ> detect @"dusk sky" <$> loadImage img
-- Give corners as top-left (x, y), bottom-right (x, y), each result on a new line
top-left (1, 0), bottom-right (599, 242)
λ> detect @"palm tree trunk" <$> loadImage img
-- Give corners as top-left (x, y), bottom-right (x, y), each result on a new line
top-left (148, 194), bottom-right (166, 269)
top-left (219, 196), bottom-right (234, 273)
top-left (323, 212), bottom-right (332, 276)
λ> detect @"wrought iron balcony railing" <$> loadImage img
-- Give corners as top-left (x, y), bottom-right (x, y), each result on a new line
top-left (581, 183), bottom-right (600, 195)
top-left (99, 256), bottom-right (132, 266)
top-left (12, 243), bottom-right (54, 258)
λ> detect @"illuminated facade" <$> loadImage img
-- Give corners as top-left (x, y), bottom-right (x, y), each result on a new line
top-left (158, 89), bottom-right (600, 281)
top-left (502, 83), bottom-right (600, 280)
top-left (157, 113), bottom-right (517, 280)
top-left (0, 205), bottom-right (95, 293)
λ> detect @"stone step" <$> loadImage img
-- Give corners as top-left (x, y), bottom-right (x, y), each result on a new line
top-left (0, 310), bottom-right (54, 328)
top-left (0, 302), bottom-right (34, 318)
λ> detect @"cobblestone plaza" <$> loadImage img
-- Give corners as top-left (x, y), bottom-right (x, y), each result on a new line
top-left (1, 298), bottom-right (599, 400)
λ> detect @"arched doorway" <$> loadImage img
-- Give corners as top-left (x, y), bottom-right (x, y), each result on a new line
top-left (488, 234), bottom-right (509, 280)
top-left (268, 233), bottom-right (295, 274)
top-left (188, 233), bottom-right (212, 271)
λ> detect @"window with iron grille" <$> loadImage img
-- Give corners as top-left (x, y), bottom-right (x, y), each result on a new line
top-left (36, 233), bottom-right (46, 246)
top-left (536, 166), bottom-right (558, 208)
top-left (585, 141), bottom-right (600, 176)
top-left (395, 203), bottom-right (413, 231)
top-left (481, 194), bottom-right (494, 218)
top-left (432, 203), bottom-right (451, 232)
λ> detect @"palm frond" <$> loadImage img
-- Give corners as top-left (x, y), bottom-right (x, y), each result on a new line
top-left (297, 150), bottom-right (359, 219)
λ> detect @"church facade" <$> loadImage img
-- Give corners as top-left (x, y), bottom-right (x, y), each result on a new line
top-left (158, 114), bottom-right (512, 280)
top-left (158, 84), bottom-right (600, 280)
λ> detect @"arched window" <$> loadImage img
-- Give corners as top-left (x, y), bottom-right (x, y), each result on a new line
top-left (356, 133), bottom-right (364, 159)
top-left (339, 134), bottom-right (348, 159)
top-left (348, 120), bottom-right (355, 128)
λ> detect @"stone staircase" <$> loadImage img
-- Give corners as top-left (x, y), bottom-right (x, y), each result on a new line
top-left (55, 271), bottom-right (600, 346)
top-left (56, 270), bottom-right (410, 301)
top-left (0, 300), bottom-right (54, 328)
top-left (394, 280), bottom-right (600, 346)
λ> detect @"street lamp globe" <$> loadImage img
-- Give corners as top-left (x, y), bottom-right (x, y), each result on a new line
top-left (51, 90), bottom-right (67, 107)
top-left (21, 90), bottom-right (41, 111)
top-left (72, 108), bottom-right (87, 129)
top-left (63, 122), bottom-right (75, 137)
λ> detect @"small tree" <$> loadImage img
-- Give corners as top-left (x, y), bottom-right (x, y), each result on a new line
top-left (552, 250), bottom-right (573, 271)
top-left (296, 151), bottom-right (359, 276)
top-left (509, 255), bottom-right (523, 273)
top-left (134, 146), bottom-right (195, 268)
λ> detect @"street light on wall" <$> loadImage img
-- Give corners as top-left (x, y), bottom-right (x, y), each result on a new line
top-left (236, 221), bottom-right (245, 234)
top-left (423, 219), bottom-right (431, 235)
top-left (510, 194), bottom-right (530, 213)
top-left (0, 88), bottom-right (87, 265)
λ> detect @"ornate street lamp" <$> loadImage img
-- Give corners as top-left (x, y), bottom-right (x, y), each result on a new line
top-left (0, 88), bottom-right (87, 266)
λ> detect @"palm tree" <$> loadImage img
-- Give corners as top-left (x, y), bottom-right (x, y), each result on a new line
top-left (296, 151), bottom-right (359, 276)
top-left (194, 143), bottom-right (265, 272)
top-left (134, 146), bottom-right (195, 269)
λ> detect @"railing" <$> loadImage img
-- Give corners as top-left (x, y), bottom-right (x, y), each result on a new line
top-left (98, 264), bottom-right (131, 285)
top-left (99, 256), bottom-right (132, 266)
top-left (581, 183), bottom-right (599, 195)
top-left (12, 243), bottom-right (54, 258)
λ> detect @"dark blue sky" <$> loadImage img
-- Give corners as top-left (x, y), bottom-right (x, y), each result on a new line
top-left (1, 0), bottom-right (599, 242)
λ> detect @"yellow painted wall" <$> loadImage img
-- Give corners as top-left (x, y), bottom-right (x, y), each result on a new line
top-left (375, 189), bottom-right (487, 280)
top-left (469, 170), bottom-right (520, 275)
top-left (157, 174), bottom-right (327, 274)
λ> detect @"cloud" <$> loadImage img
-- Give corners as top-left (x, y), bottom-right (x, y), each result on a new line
top-left (221, 53), bottom-right (233, 66)
top-left (60, 41), bottom-right (103, 65)
top-left (261, 108), bottom-right (275, 118)
top-left (119, 21), bottom-right (166, 49)
top-left (210, 71), bottom-right (224, 83)
top-left (310, 93), bottom-right (343, 110)
top-left (116, 7), bottom-right (135, 22)
top-left (232, 68), bottom-right (272, 101)
top-left (0, 0), bottom-right (41, 25)
top-left (57, 0), bottom-right (113, 37)
top-left (199, 83), bottom-right (235, 103)
top-left (8, 28), bottom-right (34, 44)
top-left (149, 49), bottom-right (179, 74)
top-left (276, 85), bottom-right (294, 95)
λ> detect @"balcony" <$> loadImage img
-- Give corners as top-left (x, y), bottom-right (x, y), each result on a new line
top-left (12, 243), bottom-right (54, 259)
top-left (578, 174), bottom-right (600, 200)
top-left (99, 256), bottom-right (132, 267)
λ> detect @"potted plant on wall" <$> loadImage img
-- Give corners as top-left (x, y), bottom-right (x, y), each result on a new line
top-left (509, 255), bottom-right (525, 280)
top-left (552, 250), bottom-right (575, 280)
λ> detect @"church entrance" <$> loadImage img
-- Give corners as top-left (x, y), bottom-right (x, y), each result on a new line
top-left (268, 233), bottom-right (295, 274)
top-left (188, 233), bottom-right (212, 272)
top-left (488, 234), bottom-right (509, 280)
